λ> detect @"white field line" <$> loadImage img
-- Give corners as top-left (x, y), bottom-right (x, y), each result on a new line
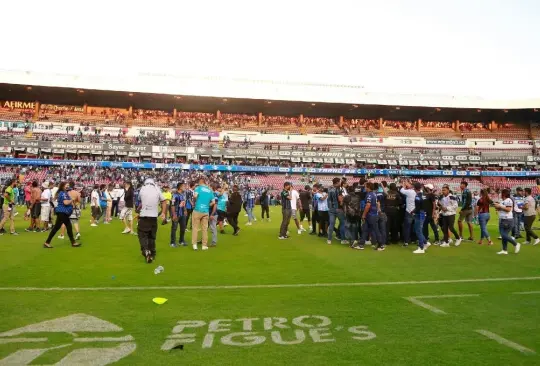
top-left (405, 294), bottom-right (480, 314)
top-left (475, 330), bottom-right (536, 355)
top-left (0, 338), bottom-right (48, 344)
top-left (74, 336), bottom-right (134, 342)
top-left (513, 291), bottom-right (540, 295)
top-left (0, 277), bottom-right (539, 291)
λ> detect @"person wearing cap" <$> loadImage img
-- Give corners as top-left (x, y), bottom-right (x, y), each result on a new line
top-left (512, 187), bottom-right (525, 239)
top-left (192, 176), bottom-right (216, 250)
top-left (279, 182), bottom-right (293, 239)
top-left (422, 184), bottom-right (440, 246)
top-left (137, 178), bottom-right (167, 263)
top-left (0, 179), bottom-right (18, 236)
top-left (39, 181), bottom-right (52, 232)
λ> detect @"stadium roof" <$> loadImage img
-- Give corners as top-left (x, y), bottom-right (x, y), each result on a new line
top-left (1, 69), bottom-right (539, 111)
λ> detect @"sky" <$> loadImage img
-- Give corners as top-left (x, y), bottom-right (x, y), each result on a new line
top-left (0, 0), bottom-right (539, 99)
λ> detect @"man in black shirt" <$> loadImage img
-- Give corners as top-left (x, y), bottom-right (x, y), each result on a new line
top-left (279, 182), bottom-right (292, 239)
top-left (422, 184), bottom-right (440, 245)
top-left (384, 183), bottom-right (402, 244)
top-left (299, 185), bottom-right (312, 225)
top-left (121, 182), bottom-right (135, 234)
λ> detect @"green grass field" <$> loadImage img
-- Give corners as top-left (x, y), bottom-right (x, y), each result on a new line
top-left (1, 206), bottom-right (540, 365)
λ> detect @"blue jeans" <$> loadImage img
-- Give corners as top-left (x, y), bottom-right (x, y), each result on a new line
top-left (328, 210), bottom-right (345, 241)
top-left (360, 215), bottom-right (381, 247)
top-left (500, 219), bottom-right (517, 251)
top-left (414, 213), bottom-right (426, 249)
top-left (378, 213), bottom-right (387, 246)
top-left (246, 207), bottom-right (254, 223)
top-left (478, 212), bottom-right (490, 240)
top-left (512, 212), bottom-right (523, 237)
top-left (403, 211), bottom-right (414, 244)
top-left (346, 218), bottom-right (360, 244)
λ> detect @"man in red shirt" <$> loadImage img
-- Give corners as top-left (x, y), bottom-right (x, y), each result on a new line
top-left (24, 182), bottom-right (32, 208)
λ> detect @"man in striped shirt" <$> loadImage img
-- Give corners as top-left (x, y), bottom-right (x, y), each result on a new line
top-left (245, 188), bottom-right (255, 225)
top-left (279, 182), bottom-right (292, 239)
top-left (170, 182), bottom-right (187, 247)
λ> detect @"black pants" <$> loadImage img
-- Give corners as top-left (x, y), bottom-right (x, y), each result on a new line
top-left (280, 209), bottom-right (292, 237)
top-left (441, 215), bottom-right (460, 243)
top-left (228, 212), bottom-right (239, 233)
top-left (138, 217), bottom-right (158, 257)
top-left (385, 209), bottom-right (400, 243)
top-left (261, 205), bottom-right (270, 219)
top-left (524, 215), bottom-right (538, 241)
top-left (112, 200), bottom-right (120, 217)
top-left (299, 208), bottom-right (311, 222)
top-left (186, 209), bottom-right (193, 228)
top-left (423, 215), bottom-right (440, 242)
top-left (46, 212), bottom-right (75, 244)
top-left (170, 216), bottom-right (187, 244)
top-left (311, 210), bottom-right (319, 234)
top-left (318, 211), bottom-right (329, 235)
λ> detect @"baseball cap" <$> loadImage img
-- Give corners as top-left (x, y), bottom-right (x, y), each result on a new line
top-left (42, 181), bottom-right (50, 189)
top-left (425, 184), bottom-right (434, 190)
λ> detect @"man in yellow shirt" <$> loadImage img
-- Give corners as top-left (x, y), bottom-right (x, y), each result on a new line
top-left (162, 184), bottom-right (172, 224)
top-left (0, 179), bottom-right (18, 235)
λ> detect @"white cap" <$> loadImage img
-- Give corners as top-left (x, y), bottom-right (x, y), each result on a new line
top-left (425, 184), bottom-right (434, 190)
top-left (144, 178), bottom-right (156, 185)
top-left (42, 181), bottom-right (50, 189)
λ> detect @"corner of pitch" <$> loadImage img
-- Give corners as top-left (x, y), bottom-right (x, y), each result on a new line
top-left (161, 315), bottom-right (376, 350)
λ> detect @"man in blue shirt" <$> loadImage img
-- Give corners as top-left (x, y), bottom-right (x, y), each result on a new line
top-left (170, 182), bottom-right (187, 247)
top-left (374, 182), bottom-right (387, 247)
top-left (209, 185), bottom-right (220, 246)
top-left (192, 177), bottom-right (216, 251)
top-left (316, 186), bottom-right (329, 237)
top-left (327, 177), bottom-right (345, 245)
top-left (358, 182), bottom-right (383, 250)
top-left (216, 186), bottom-right (228, 233)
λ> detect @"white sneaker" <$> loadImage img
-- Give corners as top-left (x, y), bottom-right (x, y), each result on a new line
top-left (297, 230), bottom-right (302, 235)
top-left (75, 233), bottom-right (81, 240)
top-left (365, 240), bottom-right (372, 245)
top-left (244, 214), bottom-right (248, 217)
top-left (90, 223), bottom-right (98, 227)
top-left (327, 240), bottom-right (332, 245)
top-left (497, 250), bottom-right (508, 255)
top-left (58, 235), bottom-right (65, 239)
top-left (440, 243), bottom-right (450, 248)
top-left (455, 239), bottom-right (462, 247)
top-left (300, 227), bottom-right (306, 232)
top-left (413, 248), bottom-right (425, 254)
top-left (202, 246), bottom-right (209, 251)
top-left (246, 222), bottom-right (252, 226)
top-left (352, 240), bottom-right (358, 246)
top-left (534, 238), bottom-right (540, 246)
top-left (341, 240), bottom-right (348, 245)
top-left (515, 243), bottom-right (521, 254)
top-left (122, 229), bottom-right (131, 234)
top-left (524, 241), bottom-right (531, 245)
top-left (278, 236), bottom-right (287, 240)
top-left (424, 242), bottom-right (431, 250)
top-left (448, 239), bottom-right (453, 244)
top-left (192, 244), bottom-right (198, 251)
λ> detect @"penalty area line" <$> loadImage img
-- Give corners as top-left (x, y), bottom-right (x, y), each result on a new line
top-left (0, 276), bottom-right (540, 291)
top-left (475, 330), bottom-right (536, 355)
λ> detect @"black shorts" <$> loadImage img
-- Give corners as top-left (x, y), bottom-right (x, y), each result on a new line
top-left (318, 211), bottom-right (329, 223)
top-left (217, 210), bottom-right (227, 222)
top-left (92, 206), bottom-right (102, 219)
top-left (31, 203), bottom-right (41, 219)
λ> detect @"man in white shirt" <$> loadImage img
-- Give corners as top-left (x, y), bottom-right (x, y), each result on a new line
top-left (138, 178), bottom-right (167, 263)
top-left (399, 180), bottom-right (416, 247)
top-left (90, 185), bottom-right (101, 227)
top-left (290, 187), bottom-right (305, 234)
top-left (40, 181), bottom-right (52, 231)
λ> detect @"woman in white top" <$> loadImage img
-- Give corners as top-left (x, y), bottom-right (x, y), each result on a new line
top-left (494, 189), bottom-right (520, 255)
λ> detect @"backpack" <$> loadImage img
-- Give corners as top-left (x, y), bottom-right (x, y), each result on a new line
top-left (345, 194), bottom-right (361, 218)
top-left (100, 191), bottom-right (108, 208)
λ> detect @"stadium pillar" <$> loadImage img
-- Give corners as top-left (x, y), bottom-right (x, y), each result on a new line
top-left (379, 118), bottom-right (383, 129)
top-left (216, 110), bottom-right (221, 120)
top-left (34, 101), bottom-right (40, 118)
top-left (339, 116), bottom-right (344, 127)
top-left (490, 120), bottom-right (495, 131)
top-left (83, 103), bottom-right (88, 114)
top-left (299, 114), bottom-right (303, 124)
top-left (417, 118), bottom-right (421, 131)
top-left (128, 105), bottom-right (133, 117)
top-left (455, 120), bottom-right (460, 132)
top-left (258, 112), bottom-right (263, 125)
top-left (173, 108), bottom-right (177, 118)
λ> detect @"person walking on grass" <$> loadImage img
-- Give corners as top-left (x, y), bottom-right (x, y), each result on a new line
top-left (170, 182), bottom-right (187, 247)
top-left (495, 188), bottom-right (520, 255)
top-left (523, 188), bottom-right (540, 246)
top-left (43, 182), bottom-right (80, 249)
top-left (39, 181), bottom-right (52, 232)
top-left (245, 188), bottom-right (255, 226)
top-left (476, 188), bottom-right (493, 246)
top-left (439, 185), bottom-right (462, 247)
top-left (512, 187), bottom-right (525, 239)
top-left (90, 185), bottom-right (101, 227)
top-left (137, 178), bottom-right (167, 263)
top-left (279, 182), bottom-right (293, 240)
top-left (58, 181), bottom-right (82, 241)
top-left (227, 185), bottom-right (242, 236)
top-left (120, 182), bottom-right (135, 234)
top-left (458, 181), bottom-right (474, 241)
top-left (260, 187), bottom-right (270, 221)
top-left (216, 185), bottom-right (228, 234)
top-left (26, 181), bottom-right (42, 232)
top-left (191, 176), bottom-right (216, 251)
top-left (0, 179), bottom-right (18, 236)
